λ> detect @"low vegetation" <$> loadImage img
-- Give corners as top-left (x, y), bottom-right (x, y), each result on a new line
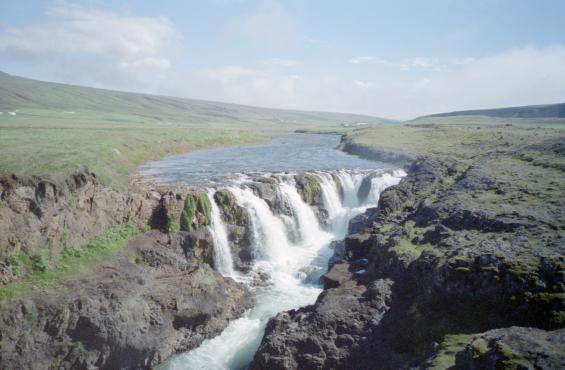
top-left (0, 224), bottom-right (135, 302)
top-left (0, 72), bottom-right (392, 186)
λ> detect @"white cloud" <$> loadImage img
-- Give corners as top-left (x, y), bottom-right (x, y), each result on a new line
top-left (169, 45), bottom-right (565, 120)
top-left (348, 56), bottom-right (386, 64)
top-left (119, 57), bottom-right (171, 71)
top-left (352, 80), bottom-right (374, 89)
top-left (349, 55), bottom-right (445, 71)
top-left (227, 0), bottom-right (296, 46)
top-left (0, 4), bottom-right (178, 84)
top-left (260, 58), bottom-right (301, 67)
top-left (2, 5), bottom-right (564, 122)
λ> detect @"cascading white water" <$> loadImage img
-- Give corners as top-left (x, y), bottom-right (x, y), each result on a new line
top-left (277, 180), bottom-right (332, 248)
top-left (335, 170), bottom-right (364, 208)
top-left (160, 170), bottom-right (405, 370)
top-left (366, 171), bottom-right (406, 204)
top-left (207, 191), bottom-right (236, 278)
top-left (228, 186), bottom-right (291, 268)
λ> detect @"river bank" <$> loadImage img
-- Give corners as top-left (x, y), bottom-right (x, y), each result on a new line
top-left (0, 134), bottom-right (401, 369)
top-left (251, 125), bottom-right (565, 369)
top-left (1, 126), bottom-right (563, 369)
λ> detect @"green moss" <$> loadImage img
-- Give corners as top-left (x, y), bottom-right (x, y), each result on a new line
top-left (49, 356), bottom-right (64, 370)
top-left (298, 176), bottom-right (322, 204)
top-left (429, 334), bottom-right (474, 370)
top-left (24, 310), bottom-right (38, 324)
top-left (180, 195), bottom-right (196, 232)
top-left (71, 341), bottom-right (87, 355)
top-left (196, 192), bottom-right (212, 225)
top-left (454, 267), bottom-right (472, 273)
top-left (168, 220), bottom-right (180, 233)
top-left (128, 252), bottom-right (139, 265)
top-left (0, 224), bottom-right (136, 302)
top-left (537, 292), bottom-right (565, 302)
top-left (6, 250), bottom-right (50, 276)
top-left (495, 342), bottom-right (534, 369)
top-left (378, 223), bottom-right (394, 234)
top-left (389, 238), bottom-right (432, 263)
top-left (471, 338), bottom-right (490, 357)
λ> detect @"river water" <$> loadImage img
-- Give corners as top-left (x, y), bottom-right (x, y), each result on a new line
top-left (139, 134), bottom-right (404, 370)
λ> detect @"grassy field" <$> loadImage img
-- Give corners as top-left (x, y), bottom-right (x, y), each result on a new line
top-left (346, 124), bottom-right (565, 162)
top-left (0, 72), bottom-right (394, 186)
top-left (406, 115), bottom-right (565, 129)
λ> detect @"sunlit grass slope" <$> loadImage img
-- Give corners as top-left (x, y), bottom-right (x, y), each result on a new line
top-left (0, 72), bottom-right (394, 186)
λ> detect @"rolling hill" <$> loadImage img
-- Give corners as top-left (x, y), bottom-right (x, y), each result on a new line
top-left (0, 72), bottom-right (394, 185)
top-left (424, 102), bottom-right (565, 119)
top-left (0, 72), bottom-right (394, 128)
top-left (409, 102), bottom-right (565, 128)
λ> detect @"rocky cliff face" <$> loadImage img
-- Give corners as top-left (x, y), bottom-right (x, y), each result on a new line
top-left (0, 171), bottom-right (227, 285)
top-left (0, 171), bottom-right (156, 259)
top-left (251, 143), bottom-right (565, 369)
top-left (0, 231), bottom-right (248, 370)
top-left (0, 172), bottom-right (252, 369)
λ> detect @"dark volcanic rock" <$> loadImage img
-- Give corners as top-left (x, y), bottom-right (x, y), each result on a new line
top-left (0, 232), bottom-right (249, 370)
top-left (455, 327), bottom-right (565, 370)
top-left (250, 278), bottom-right (394, 370)
top-left (347, 207), bottom-right (378, 234)
top-left (250, 146), bottom-right (565, 369)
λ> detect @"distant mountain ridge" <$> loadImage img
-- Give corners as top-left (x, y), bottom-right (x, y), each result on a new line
top-left (0, 71), bottom-right (396, 126)
top-left (419, 102), bottom-right (565, 119)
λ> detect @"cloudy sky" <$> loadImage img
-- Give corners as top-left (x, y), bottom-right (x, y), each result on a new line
top-left (1, 0), bottom-right (565, 119)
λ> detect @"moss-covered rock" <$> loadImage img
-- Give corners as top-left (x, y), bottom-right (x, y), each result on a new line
top-left (294, 174), bottom-right (322, 206)
top-left (214, 189), bottom-right (254, 271)
top-left (178, 192), bottom-right (212, 232)
top-left (180, 195), bottom-right (196, 232)
top-left (454, 327), bottom-right (565, 370)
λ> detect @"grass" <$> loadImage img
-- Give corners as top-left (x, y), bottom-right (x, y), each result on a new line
top-left (345, 124), bottom-right (565, 161)
top-left (389, 238), bottom-right (434, 263)
top-left (0, 72), bottom-right (393, 185)
top-left (408, 115), bottom-right (565, 129)
top-left (0, 110), bottom-right (266, 187)
top-left (428, 334), bottom-right (474, 369)
top-left (0, 224), bottom-right (135, 302)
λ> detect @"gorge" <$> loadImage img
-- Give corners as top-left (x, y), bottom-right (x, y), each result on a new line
top-left (1, 130), bottom-right (563, 370)
top-left (138, 134), bottom-right (405, 369)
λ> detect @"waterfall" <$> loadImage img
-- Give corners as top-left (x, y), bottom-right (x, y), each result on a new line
top-left (316, 173), bottom-right (345, 220)
top-left (227, 186), bottom-right (291, 268)
top-left (335, 170), bottom-right (363, 208)
top-left (316, 173), bottom-right (348, 237)
top-left (161, 169), bottom-right (405, 370)
top-left (366, 172), bottom-right (405, 204)
top-left (277, 180), bottom-right (331, 248)
top-left (207, 190), bottom-right (236, 278)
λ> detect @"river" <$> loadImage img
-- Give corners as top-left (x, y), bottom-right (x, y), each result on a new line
top-left (138, 134), bottom-right (404, 370)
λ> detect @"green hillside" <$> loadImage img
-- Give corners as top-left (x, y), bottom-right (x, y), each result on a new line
top-left (409, 102), bottom-right (565, 128)
top-left (0, 72), bottom-right (393, 128)
top-left (0, 72), bottom-right (394, 186)
top-left (424, 102), bottom-right (565, 119)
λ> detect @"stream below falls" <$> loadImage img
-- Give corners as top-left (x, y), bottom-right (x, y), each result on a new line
top-left (139, 134), bottom-right (405, 370)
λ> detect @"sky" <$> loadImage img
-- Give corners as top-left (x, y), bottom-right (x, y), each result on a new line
top-left (1, 0), bottom-right (565, 120)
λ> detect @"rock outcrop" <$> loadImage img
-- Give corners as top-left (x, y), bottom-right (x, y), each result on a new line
top-left (0, 231), bottom-right (248, 370)
top-left (251, 142), bottom-right (565, 369)
top-left (0, 171), bottom-right (157, 261)
top-left (338, 135), bottom-right (413, 164)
